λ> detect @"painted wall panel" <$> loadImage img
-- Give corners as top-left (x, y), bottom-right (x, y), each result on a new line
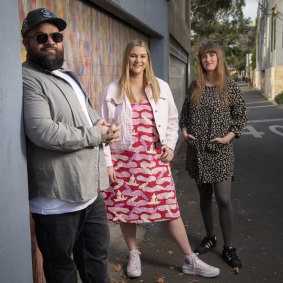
top-left (19, 0), bottom-right (148, 106)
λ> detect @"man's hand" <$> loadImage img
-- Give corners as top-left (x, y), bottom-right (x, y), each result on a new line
top-left (97, 119), bottom-right (111, 143)
top-left (106, 124), bottom-right (121, 145)
top-left (97, 119), bottom-right (121, 144)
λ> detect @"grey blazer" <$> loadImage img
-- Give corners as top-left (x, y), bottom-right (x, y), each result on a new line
top-left (23, 61), bottom-right (109, 202)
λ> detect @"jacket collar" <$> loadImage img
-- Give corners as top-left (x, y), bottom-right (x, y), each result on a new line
top-left (105, 79), bottom-right (123, 104)
top-left (105, 79), bottom-right (165, 104)
top-left (146, 80), bottom-right (166, 100)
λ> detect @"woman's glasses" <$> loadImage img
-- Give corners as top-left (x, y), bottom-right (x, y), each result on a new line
top-left (25, 32), bottom-right (64, 44)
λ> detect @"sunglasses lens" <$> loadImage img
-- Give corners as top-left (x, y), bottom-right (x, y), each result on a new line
top-left (34, 33), bottom-right (63, 44)
top-left (52, 33), bottom-right (64, 43)
top-left (36, 33), bottom-right (48, 44)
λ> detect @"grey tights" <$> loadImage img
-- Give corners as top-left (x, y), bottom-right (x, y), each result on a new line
top-left (197, 179), bottom-right (233, 247)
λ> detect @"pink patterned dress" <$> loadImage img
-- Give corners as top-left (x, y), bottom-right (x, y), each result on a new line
top-left (101, 99), bottom-right (180, 223)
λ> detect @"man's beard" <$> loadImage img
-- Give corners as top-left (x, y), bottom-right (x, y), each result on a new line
top-left (27, 46), bottom-right (64, 71)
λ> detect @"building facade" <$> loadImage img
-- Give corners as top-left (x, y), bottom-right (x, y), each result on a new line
top-left (254, 0), bottom-right (283, 100)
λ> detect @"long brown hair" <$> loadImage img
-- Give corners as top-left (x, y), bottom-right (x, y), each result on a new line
top-left (192, 40), bottom-right (230, 104)
top-left (119, 39), bottom-right (160, 103)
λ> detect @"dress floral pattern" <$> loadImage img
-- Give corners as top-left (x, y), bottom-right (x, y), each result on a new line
top-left (179, 79), bottom-right (247, 184)
top-left (101, 100), bottom-right (180, 223)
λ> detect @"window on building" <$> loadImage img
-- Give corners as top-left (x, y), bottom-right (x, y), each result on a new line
top-left (169, 36), bottom-right (189, 112)
top-left (271, 15), bottom-right (276, 51)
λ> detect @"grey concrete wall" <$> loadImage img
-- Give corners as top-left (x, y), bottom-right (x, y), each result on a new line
top-left (168, 0), bottom-right (190, 54)
top-left (257, 0), bottom-right (283, 69)
top-left (90, 0), bottom-right (169, 81)
top-left (115, 0), bottom-right (169, 80)
top-left (0, 0), bottom-right (33, 282)
top-left (149, 34), bottom-right (169, 81)
top-left (111, 0), bottom-right (166, 36)
top-left (274, 1), bottom-right (283, 66)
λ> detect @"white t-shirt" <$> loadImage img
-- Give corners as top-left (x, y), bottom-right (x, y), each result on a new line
top-left (29, 70), bottom-right (97, 214)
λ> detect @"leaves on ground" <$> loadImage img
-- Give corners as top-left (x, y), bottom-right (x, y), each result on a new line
top-left (156, 276), bottom-right (165, 283)
top-left (168, 250), bottom-right (174, 255)
top-left (233, 267), bottom-right (240, 274)
top-left (114, 264), bottom-right (122, 272)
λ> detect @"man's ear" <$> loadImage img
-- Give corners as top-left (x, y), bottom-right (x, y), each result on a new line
top-left (22, 38), bottom-right (29, 50)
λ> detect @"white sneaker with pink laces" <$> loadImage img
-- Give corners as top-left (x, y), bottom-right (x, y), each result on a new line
top-left (182, 253), bottom-right (220, 277)
top-left (127, 250), bottom-right (141, 278)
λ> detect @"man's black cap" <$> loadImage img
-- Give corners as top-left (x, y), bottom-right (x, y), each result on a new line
top-left (21, 8), bottom-right (67, 37)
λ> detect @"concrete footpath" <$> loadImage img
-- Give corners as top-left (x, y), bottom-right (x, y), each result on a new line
top-left (107, 83), bottom-right (283, 283)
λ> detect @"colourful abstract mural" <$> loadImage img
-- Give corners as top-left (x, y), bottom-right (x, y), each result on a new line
top-left (19, 0), bottom-right (148, 106)
top-left (19, 1), bottom-right (148, 282)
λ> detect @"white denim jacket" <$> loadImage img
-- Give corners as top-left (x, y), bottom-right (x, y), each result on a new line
top-left (98, 78), bottom-right (179, 167)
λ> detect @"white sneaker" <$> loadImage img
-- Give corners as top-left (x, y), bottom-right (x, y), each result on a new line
top-left (182, 253), bottom-right (220, 278)
top-left (127, 250), bottom-right (141, 278)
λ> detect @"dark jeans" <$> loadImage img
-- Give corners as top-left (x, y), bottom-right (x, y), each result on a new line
top-left (32, 194), bottom-right (110, 283)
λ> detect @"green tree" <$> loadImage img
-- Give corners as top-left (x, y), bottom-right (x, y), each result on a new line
top-left (190, 0), bottom-right (255, 78)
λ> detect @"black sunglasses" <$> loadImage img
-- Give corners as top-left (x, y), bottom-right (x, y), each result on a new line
top-left (25, 32), bottom-right (64, 44)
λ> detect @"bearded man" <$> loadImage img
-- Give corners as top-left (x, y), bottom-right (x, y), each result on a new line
top-left (22, 8), bottom-right (120, 283)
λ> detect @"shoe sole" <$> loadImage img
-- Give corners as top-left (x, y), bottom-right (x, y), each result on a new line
top-left (194, 243), bottom-right (217, 254)
top-left (127, 270), bottom-right (142, 278)
top-left (194, 247), bottom-right (215, 254)
top-left (223, 259), bottom-right (242, 268)
top-left (182, 266), bottom-right (220, 278)
top-left (222, 254), bottom-right (242, 268)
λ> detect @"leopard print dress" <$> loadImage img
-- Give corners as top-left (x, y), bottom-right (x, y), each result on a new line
top-left (179, 79), bottom-right (247, 184)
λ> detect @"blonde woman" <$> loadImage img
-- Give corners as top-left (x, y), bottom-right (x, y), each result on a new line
top-left (180, 40), bottom-right (247, 268)
top-left (99, 39), bottom-right (220, 278)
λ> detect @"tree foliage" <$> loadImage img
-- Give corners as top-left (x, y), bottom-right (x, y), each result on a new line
top-left (191, 0), bottom-right (256, 75)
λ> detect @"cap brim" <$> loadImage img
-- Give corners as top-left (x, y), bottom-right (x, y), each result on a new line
top-left (42, 18), bottom-right (67, 31)
top-left (22, 17), bottom-right (67, 37)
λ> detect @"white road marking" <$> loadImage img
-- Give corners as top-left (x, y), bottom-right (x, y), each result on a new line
top-left (247, 118), bottom-right (283, 124)
top-left (242, 125), bottom-right (265, 138)
top-left (247, 105), bottom-right (277, 109)
top-left (269, 126), bottom-right (283, 137)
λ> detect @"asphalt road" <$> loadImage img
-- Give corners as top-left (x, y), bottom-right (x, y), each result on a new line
top-left (107, 82), bottom-right (283, 283)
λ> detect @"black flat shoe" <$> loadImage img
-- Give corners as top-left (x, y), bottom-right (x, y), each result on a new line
top-left (194, 235), bottom-right (217, 254)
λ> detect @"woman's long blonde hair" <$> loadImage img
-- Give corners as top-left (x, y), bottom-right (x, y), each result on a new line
top-left (119, 39), bottom-right (160, 103)
top-left (192, 40), bottom-right (230, 104)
